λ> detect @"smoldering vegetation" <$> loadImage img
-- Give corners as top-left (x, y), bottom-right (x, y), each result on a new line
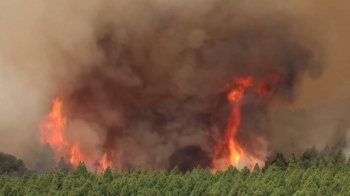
top-left (3, 0), bottom-right (349, 174)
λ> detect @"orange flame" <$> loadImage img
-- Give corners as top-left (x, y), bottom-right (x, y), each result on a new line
top-left (69, 145), bottom-right (84, 166)
top-left (39, 98), bottom-right (67, 153)
top-left (39, 97), bottom-right (113, 172)
top-left (225, 76), bottom-right (253, 166)
top-left (212, 76), bottom-right (269, 172)
top-left (212, 75), bottom-right (280, 172)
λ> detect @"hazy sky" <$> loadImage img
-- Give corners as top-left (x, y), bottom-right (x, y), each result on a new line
top-left (291, 0), bottom-right (350, 109)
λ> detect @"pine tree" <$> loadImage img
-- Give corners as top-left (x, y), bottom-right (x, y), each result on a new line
top-left (78, 180), bottom-right (93, 196)
top-left (320, 145), bottom-right (331, 160)
top-left (301, 180), bottom-right (318, 196)
top-left (170, 165), bottom-right (181, 175)
top-left (272, 153), bottom-right (288, 170)
top-left (34, 144), bottom-right (56, 174)
top-left (103, 166), bottom-right (113, 183)
top-left (301, 146), bottom-right (318, 162)
top-left (73, 162), bottom-right (89, 178)
top-left (1, 182), bottom-right (12, 195)
top-left (271, 187), bottom-right (287, 196)
top-left (56, 157), bottom-right (72, 173)
top-left (332, 149), bottom-right (346, 165)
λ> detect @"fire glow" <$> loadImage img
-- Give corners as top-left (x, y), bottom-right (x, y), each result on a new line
top-left (39, 75), bottom-right (279, 172)
top-left (225, 76), bottom-right (253, 165)
top-left (39, 98), bottom-right (113, 172)
top-left (39, 98), bottom-right (67, 152)
top-left (212, 75), bottom-right (279, 172)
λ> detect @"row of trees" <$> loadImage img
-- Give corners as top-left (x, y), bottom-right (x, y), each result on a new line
top-left (1, 148), bottom-right (350, 195)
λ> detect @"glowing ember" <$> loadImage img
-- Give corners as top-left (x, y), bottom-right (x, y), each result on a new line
top-left (39, 97), bottom-right (113, 172)
top-left (258, 75), bottom-right (280, 97)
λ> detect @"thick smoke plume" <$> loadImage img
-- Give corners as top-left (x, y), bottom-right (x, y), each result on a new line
top-left (1, 0), bottom-right (344, 172)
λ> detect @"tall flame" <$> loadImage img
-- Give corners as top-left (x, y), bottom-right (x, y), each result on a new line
top-left (39, 97), bottom-right (113, 172)
top-left (225, 77), bottom-right (253, 165)
top-left (212, 77), bottom-right (254, 171)
top-left (39, 75), bottom-right (278, 173)
top-left (39, 98), bottom-right (67, 153)
top-left (212, 75), bottom-right (280, 172)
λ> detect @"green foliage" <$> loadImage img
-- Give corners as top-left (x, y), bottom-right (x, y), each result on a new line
top-left (0, 152), bottom-right (27, 176)
top-left (1, 148), bottom-right (350, 195)
top-left (272, 153), bottom-right (288, 170)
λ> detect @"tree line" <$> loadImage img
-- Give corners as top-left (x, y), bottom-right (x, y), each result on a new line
top-left (1, 147), bottom-right (350, 195)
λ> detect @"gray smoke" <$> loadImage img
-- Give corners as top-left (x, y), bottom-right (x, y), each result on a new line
top-left (0, 0), bottom-right (338, 172)
top-left (59, 3), bottom-right (325, 171)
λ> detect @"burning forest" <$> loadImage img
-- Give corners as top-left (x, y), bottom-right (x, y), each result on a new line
top-left (0, 0), bottom-right (338, 174)
top-left (36, 10), bottom-right (324, 173)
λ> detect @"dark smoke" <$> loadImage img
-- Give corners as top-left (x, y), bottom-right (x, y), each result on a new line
top-left (61, 10), bottom-right (324, 171)
top-left (0, 0), bottom-right (331, 172)
top-left (168, 146), bottom-right (212, 173)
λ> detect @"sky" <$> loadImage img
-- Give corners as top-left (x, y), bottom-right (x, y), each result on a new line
top-left (291, 0), bottom-right (350, 109)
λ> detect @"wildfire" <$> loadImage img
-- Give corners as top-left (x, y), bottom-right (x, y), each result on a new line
top-left (212, 77), bottom-right (253, 171)
top-left (39, 98), bottom-right (67, 153)
top-left (39, 75), bottom-right (278, 173)
top-left (212, 75), bottom-right (279, 172)
top-left (257, 74), bottom-right (280, 97)
top-left (39, 97), bottom-right (113, 172)
top-left (225, 77), bottom-right (253, 165)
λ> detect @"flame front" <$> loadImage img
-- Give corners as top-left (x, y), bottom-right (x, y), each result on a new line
top-left (40, 75), bottom-right (278, 173)
top-left (39, 97), bottom-right (113, 172)
top-left (39, 98), bottom-right (67, 153)
top-left (212, 77), bottom-right (253, 171)
top-left (226, 77), bottom-right (253, 165)
top-left (212, 75), bottom-right (278, 172)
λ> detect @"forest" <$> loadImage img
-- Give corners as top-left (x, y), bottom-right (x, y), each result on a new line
top-left (1, 146), bottom-right (350, 196)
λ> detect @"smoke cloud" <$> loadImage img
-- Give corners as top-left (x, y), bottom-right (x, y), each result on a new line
top-left (0, 0), bottom-right (347, 172)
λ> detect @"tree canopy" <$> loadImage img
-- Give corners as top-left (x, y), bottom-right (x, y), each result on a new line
top-left (0, 152), bottom-right (27, 176)
top-left (0, 148), bottom-right (349, 195)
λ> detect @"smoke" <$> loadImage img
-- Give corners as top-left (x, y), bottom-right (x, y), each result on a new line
top-left (1, 0), bottom-right (347, 172)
